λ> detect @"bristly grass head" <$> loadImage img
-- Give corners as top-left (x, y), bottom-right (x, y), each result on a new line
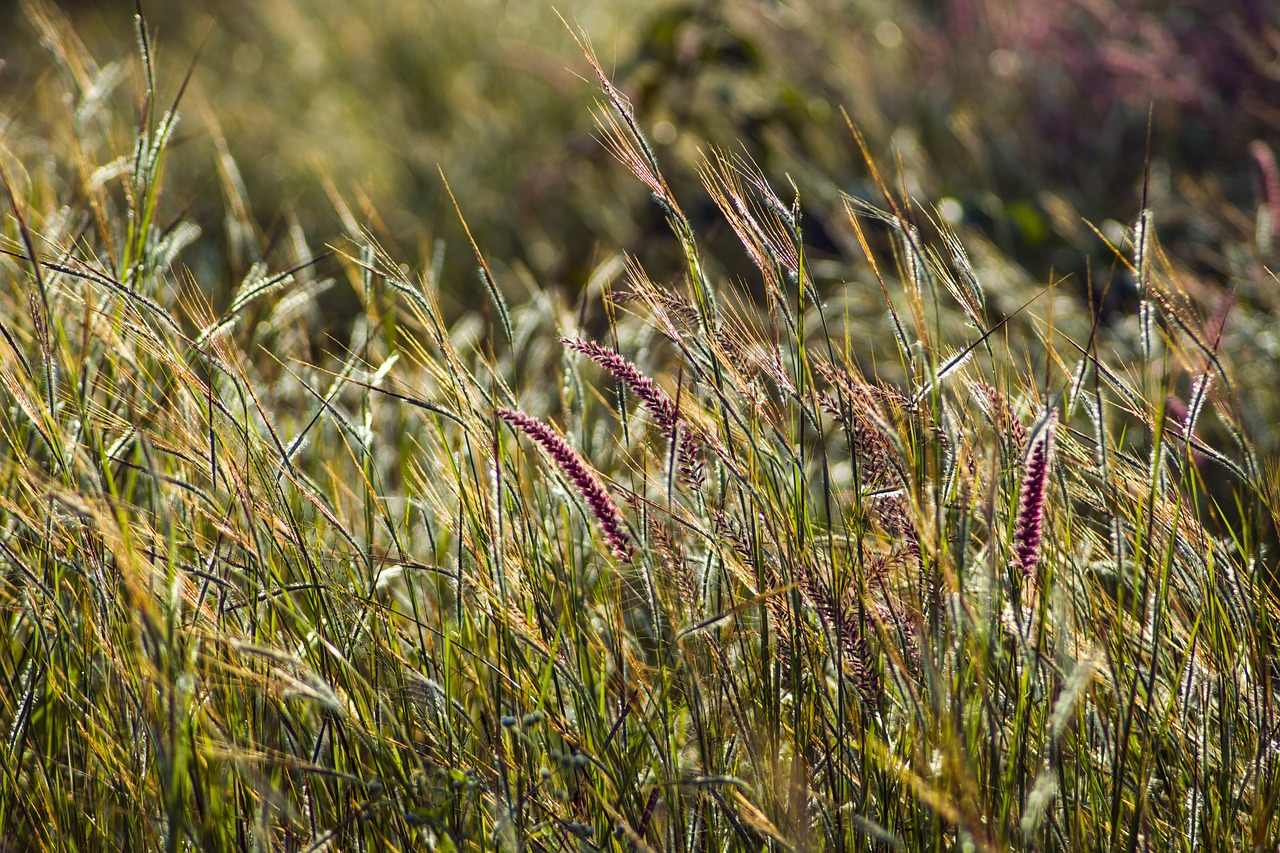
top-left (1012, 407), bottom-right (1057, 580)
top-left (561, 336), bottom-right (704, 488)
top-left (498, 406), bottom-right (634, 561)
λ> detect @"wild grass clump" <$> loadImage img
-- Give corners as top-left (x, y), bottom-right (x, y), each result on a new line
top-left (2, 7), bottom-right (1280, 852)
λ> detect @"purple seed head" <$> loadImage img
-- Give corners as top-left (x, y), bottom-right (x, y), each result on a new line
top-left (562, 337), bottom-right (703, 487)
top-left (498, 407), bottom-right (634, 561)
top-left (1013, 410), bottom-right (1057, 579)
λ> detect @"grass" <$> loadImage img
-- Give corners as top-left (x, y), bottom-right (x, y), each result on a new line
top-left (3, 2), bottom-right (1280, 850)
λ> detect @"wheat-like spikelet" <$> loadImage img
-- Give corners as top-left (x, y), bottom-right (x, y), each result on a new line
top-left (793, 558), bottom-right (880, 705)
top-left (498, 407), bottom-right (634, 561)
top-left (970, 381), bottom-right (1027, 452)
top-left (647, 516), bottom-right (701, 623)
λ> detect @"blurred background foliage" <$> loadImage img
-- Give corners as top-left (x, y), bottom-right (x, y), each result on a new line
top-left (2, 0), bottom-right (1277, 322)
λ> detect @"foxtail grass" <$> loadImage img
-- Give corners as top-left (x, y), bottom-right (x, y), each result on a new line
top-left (1, 8), bottom-right (1279, 853)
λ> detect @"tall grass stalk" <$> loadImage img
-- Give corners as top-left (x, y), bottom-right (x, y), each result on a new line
top-left (2, 7), bottom-right (1279, 851)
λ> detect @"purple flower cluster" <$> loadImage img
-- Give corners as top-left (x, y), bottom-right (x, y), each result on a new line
top-left (498, 407), bottom-right (634, 561)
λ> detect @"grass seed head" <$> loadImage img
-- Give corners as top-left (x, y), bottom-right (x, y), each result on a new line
top-left (1013, 409), bottom-right (1057, 579)
top-left (498, 406), bottom-right (634, 561)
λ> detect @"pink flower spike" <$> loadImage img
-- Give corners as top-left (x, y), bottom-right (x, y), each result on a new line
top-left (561, 337), bottom-right (704, 487)
top-left (498, 407), bottom-right (634, 561)
top-left (1013, 409), bottom-right (1057, 579)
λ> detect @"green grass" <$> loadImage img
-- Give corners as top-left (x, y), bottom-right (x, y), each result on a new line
top-left (3, 3), bottom-right (1280, 850)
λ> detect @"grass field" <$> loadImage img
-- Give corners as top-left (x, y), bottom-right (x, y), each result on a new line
top-left (3, 1), bottom-right (1280, 849)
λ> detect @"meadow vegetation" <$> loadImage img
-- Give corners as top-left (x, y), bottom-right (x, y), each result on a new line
top-left (3, 1), bottom-right (1280, 849)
